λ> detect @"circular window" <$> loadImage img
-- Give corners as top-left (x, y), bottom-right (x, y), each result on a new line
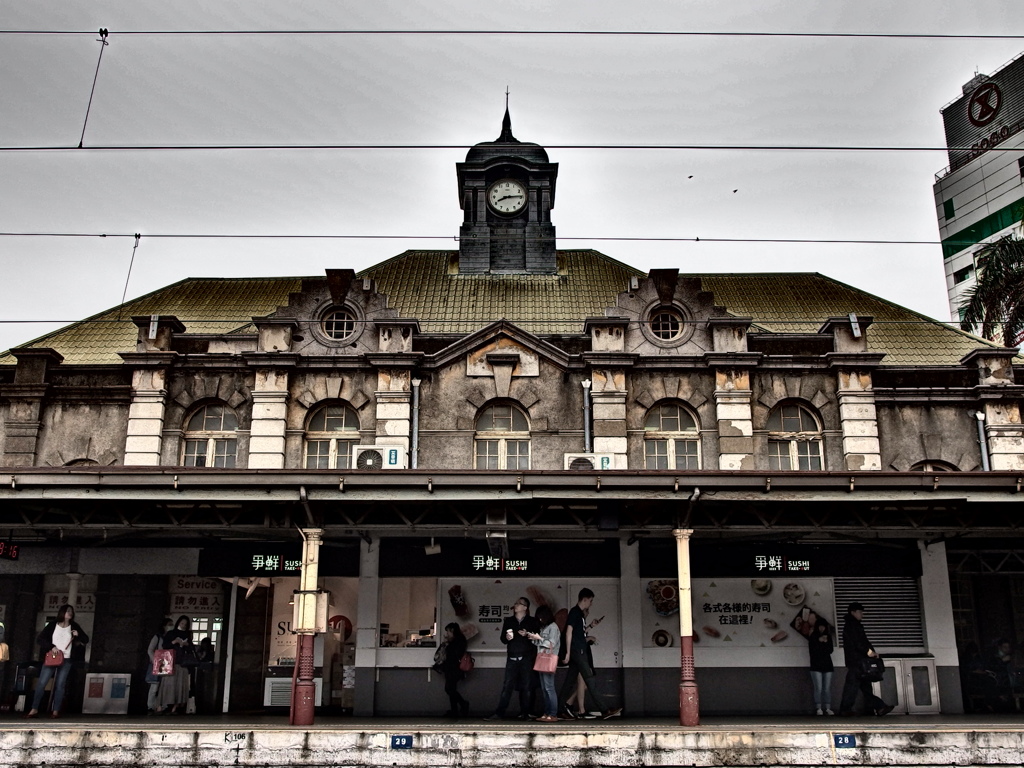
top-left (321, 308), bottom-right (356, 341)
top-left (649, 308), bottom-right (684, 340)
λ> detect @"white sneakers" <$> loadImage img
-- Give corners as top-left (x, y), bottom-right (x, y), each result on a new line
top-left (815, 708), bottom-right (836, 716)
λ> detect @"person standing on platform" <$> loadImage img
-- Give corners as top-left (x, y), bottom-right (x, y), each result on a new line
top-left (157, 615), bottom-right (195, 715)
top-left (439, 622), bottom-right (469, 720)
top-left (485, 596), bottom-right (540, 720)
top-left (527, 605), bottom-right (561, 722)
top-left (146, 618), bottom-right (173, 714)
top-left (27, 604), bottom-right (89, 718)
top-left (839, 602), bottom-right (894, 717)
top-left (558, 588), bottom-right (622, 720)
top-left (807, 619), bottom-right (834, 715)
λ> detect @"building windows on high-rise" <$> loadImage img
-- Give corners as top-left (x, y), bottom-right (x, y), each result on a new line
top-left (953, 265), bottom-right (974, 284)
top-left (943, 199), bottom-right (956, 221)
top-left (643, 402), bottom-right (701, 469)
top-left (181, 404), bottom-right (238, 468)
top-left (766, 403), bottom-right (823, 471)
top-left (474, 403), bottom-right (530, 470)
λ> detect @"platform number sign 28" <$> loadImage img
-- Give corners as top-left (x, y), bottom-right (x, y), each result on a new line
top-left (391, 735), bottom-right (414, 749)
top-left (834, 734), bottom-right (856, 748)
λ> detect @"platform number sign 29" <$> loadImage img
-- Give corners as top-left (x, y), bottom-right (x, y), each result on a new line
top-left (834, 734), bottom-right (856, 748)
top-left (391, 735), bottom-right (414, 749)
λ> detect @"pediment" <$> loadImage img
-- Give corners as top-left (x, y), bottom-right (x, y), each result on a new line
top-left (428, 320), bottom-right (573, 374)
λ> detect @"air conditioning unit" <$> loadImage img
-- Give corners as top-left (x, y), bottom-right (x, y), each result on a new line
top-left (352, 445), bottom-right (408, 470)
top-left (564, 453), bottom-right (614, 471)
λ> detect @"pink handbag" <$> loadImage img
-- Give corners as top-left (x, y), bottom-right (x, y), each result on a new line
top-left (533, 651), bottom-right (558, 674)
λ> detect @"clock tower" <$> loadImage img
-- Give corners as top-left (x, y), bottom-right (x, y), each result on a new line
top-left (457, 107), bottom-right (558, 274)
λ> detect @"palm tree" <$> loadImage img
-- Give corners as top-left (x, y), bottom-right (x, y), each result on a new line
top-left (959, 234), bottom-right (1024, 347)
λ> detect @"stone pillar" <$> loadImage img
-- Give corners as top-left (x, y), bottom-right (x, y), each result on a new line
top-left (674, 528), bottom-right (698, 726)
top-left (712, 368), bottom-right (754, 470)
top-left (122, 317), bottom-right (185, 466)
top-left (375, 370), bottom-right (412, 452)
top-left (2, 348), bottom-right (63, 466)
top-left (961, 349), bottom-right (1024, 471)
top-left (249, 368), bottom-right (290, 469)
top-left (123, 366), bottom-right (171, 466)
top-left (821, 316), bottom-right (885, 471)
top-left (835, 370), bottom-right (882, 471)
top-left (590, 369), bottom-right (628, 467)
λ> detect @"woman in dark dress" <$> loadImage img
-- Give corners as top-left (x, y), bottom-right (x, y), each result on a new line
top-left (440, 622), bottom-right (469, 719)
top-left (157, 615), bottom-right (195, 714)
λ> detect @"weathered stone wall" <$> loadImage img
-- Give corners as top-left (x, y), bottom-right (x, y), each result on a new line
top-left (876, 405), bottom-right (982, 470)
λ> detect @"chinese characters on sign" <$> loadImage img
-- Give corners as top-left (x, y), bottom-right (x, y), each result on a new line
top-left (702, 602), bottom-right (772, 625)
top-left (250, 554), bottom-right (303, 574)
top-left (477, 604), bottom-right (517, 624)
top-left (169, 594), bottom-right (224, 614)
top-left (754, 555), bottom-right (811, 572)
top-left (44, 593), bottom-right (96, 614)
top-left (470, 556), bottom-right (528, 572)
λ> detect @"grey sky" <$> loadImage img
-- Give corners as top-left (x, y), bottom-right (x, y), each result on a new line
top-left (2, 0), bottom-right (1023, 353)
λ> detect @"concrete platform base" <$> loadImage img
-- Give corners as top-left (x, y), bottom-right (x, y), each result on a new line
top-left (0, 715), bottom-right (1022, 766)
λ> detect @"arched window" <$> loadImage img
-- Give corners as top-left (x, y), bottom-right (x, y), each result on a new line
top-left (304, 404), bottom-right (360, 469)
top-left (475, 403), bottom-right (530, 470)
top-left (910, 460), bottom-right (958, 472)
top-left (644, 402), bottom-right (700, 470)
top-left (182, 404), bottom-right (238, 468)
top-left (766, 403), bottom-right (823, 471)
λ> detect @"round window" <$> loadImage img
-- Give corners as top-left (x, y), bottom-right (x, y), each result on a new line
top-left (649, 308), bottom-right (684, 340)
top-left (321, 308), bottom-right (356, 341)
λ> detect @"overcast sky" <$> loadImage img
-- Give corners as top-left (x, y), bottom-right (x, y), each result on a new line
top-left (2, 1), bottom-right (1023, 353)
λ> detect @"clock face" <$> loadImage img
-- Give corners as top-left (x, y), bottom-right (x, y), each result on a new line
top-left (488, 179), bottom-right (527, 214)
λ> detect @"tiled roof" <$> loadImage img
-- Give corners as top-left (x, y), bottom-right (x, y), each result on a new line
top-left (0, 278), bottom-right (305, 366)
top-left (361, 250), bottom-right (644, 335)
top-left (0, 252), bottom-right (1001, 368)
top-left (698, 273), bottom-right (998, 367)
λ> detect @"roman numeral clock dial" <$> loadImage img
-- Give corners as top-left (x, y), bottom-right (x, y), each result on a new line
top-left (487, 179), bottom-right (527, 214)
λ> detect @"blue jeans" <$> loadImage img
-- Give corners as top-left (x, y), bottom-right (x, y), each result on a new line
top-left (809, 669), bottom-right (833, 710)
top-left (538, 671), bottom-right (557, 717)
top-left (32, 660), bottom-right (72, 713)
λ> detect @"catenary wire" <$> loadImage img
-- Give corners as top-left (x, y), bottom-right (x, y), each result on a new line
top-left (0, 29), bottom-right (1022, 39)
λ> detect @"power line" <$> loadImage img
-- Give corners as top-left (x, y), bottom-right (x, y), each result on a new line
top-left (0, 232), bottom-right (943, 246)
top-left (0, 143), bottom-right (1000, 153)
top-left (0, 29), bottom-right (1022, 40)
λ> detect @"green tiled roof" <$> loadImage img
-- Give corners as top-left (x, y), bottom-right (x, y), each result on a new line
top-left (0, 277), bottom-right (304, 366)
top-left (0, 251), bottom-right (1003, 367)
top-left (361, 250), bottom-right (643, 335)
top-left (698, 273), bottom-right (999, 367)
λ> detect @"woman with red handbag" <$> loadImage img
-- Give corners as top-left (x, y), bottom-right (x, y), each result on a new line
top-left (439, 622), bottom-right (469, 720)
top-left (527, 605), bottom-right (561, 722)
top-left (27, 604), bottom-right (89, 718)
top-left (156, 615), bottom-right (196, 714)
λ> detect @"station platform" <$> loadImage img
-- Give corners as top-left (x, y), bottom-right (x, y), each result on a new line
top-left (0, 713), bottom-right (1022, 767)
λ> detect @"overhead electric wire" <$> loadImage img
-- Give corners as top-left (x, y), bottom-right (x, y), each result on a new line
top-left (0, 143), bottom-right (1007, 153)
top-left (0, 29), bottom-right (1022, 40)
top-left (0, 232), bottom-right (944, 246)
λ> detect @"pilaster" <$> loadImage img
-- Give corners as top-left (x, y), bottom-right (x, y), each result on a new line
top-left (713, 368), bottom-right (754, 470)
top-left (248, 368), bottom-right (291, 469)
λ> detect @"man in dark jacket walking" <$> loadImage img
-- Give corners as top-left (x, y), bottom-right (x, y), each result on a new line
top-left (839, 602), bottom-right (894, 716)
top-left (485, 596), bottom-right (540, 720)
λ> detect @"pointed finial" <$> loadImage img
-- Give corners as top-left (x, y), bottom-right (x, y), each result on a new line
top-left (498, 87), bottom-right (517, 142)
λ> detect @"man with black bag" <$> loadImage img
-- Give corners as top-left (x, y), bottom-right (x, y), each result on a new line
top-left (839, 602), bottom-right (894, 717)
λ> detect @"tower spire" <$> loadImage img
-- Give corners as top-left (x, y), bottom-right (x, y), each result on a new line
top-left (497, 86), bottom-right (517, 142)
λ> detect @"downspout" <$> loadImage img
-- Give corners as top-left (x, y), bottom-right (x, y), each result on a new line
top-left (411, 378), bottom-right (421, 469)
top-left (582, 379), bottom-right (592, 452)
top-left (973, 410), bottom-right (991, 471)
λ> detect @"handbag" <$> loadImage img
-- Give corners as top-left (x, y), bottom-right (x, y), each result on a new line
top-left (859, 655), bottom-right (885, 682)
top-left (533, 651), bottom-right (558, 674)
top-left (153, 648), bottom-right (176, 676)
top-left (44, 648), bottom-right (64, 667)
top-left (458, 652), bottom-right (474, 673)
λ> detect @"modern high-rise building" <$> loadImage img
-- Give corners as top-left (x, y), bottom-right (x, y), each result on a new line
top-left (934, 52), bottom-right (1024, 323)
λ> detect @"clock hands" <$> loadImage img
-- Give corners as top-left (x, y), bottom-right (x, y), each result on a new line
top-left (495, 194), bottom-right (524, 203)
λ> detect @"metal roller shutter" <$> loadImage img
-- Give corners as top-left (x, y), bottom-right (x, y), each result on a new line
top-left (834, 576), bottom-right (924, 650)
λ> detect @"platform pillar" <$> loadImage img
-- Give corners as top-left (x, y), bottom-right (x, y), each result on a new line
top-left (674, 528), bottom-right (699, 726)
